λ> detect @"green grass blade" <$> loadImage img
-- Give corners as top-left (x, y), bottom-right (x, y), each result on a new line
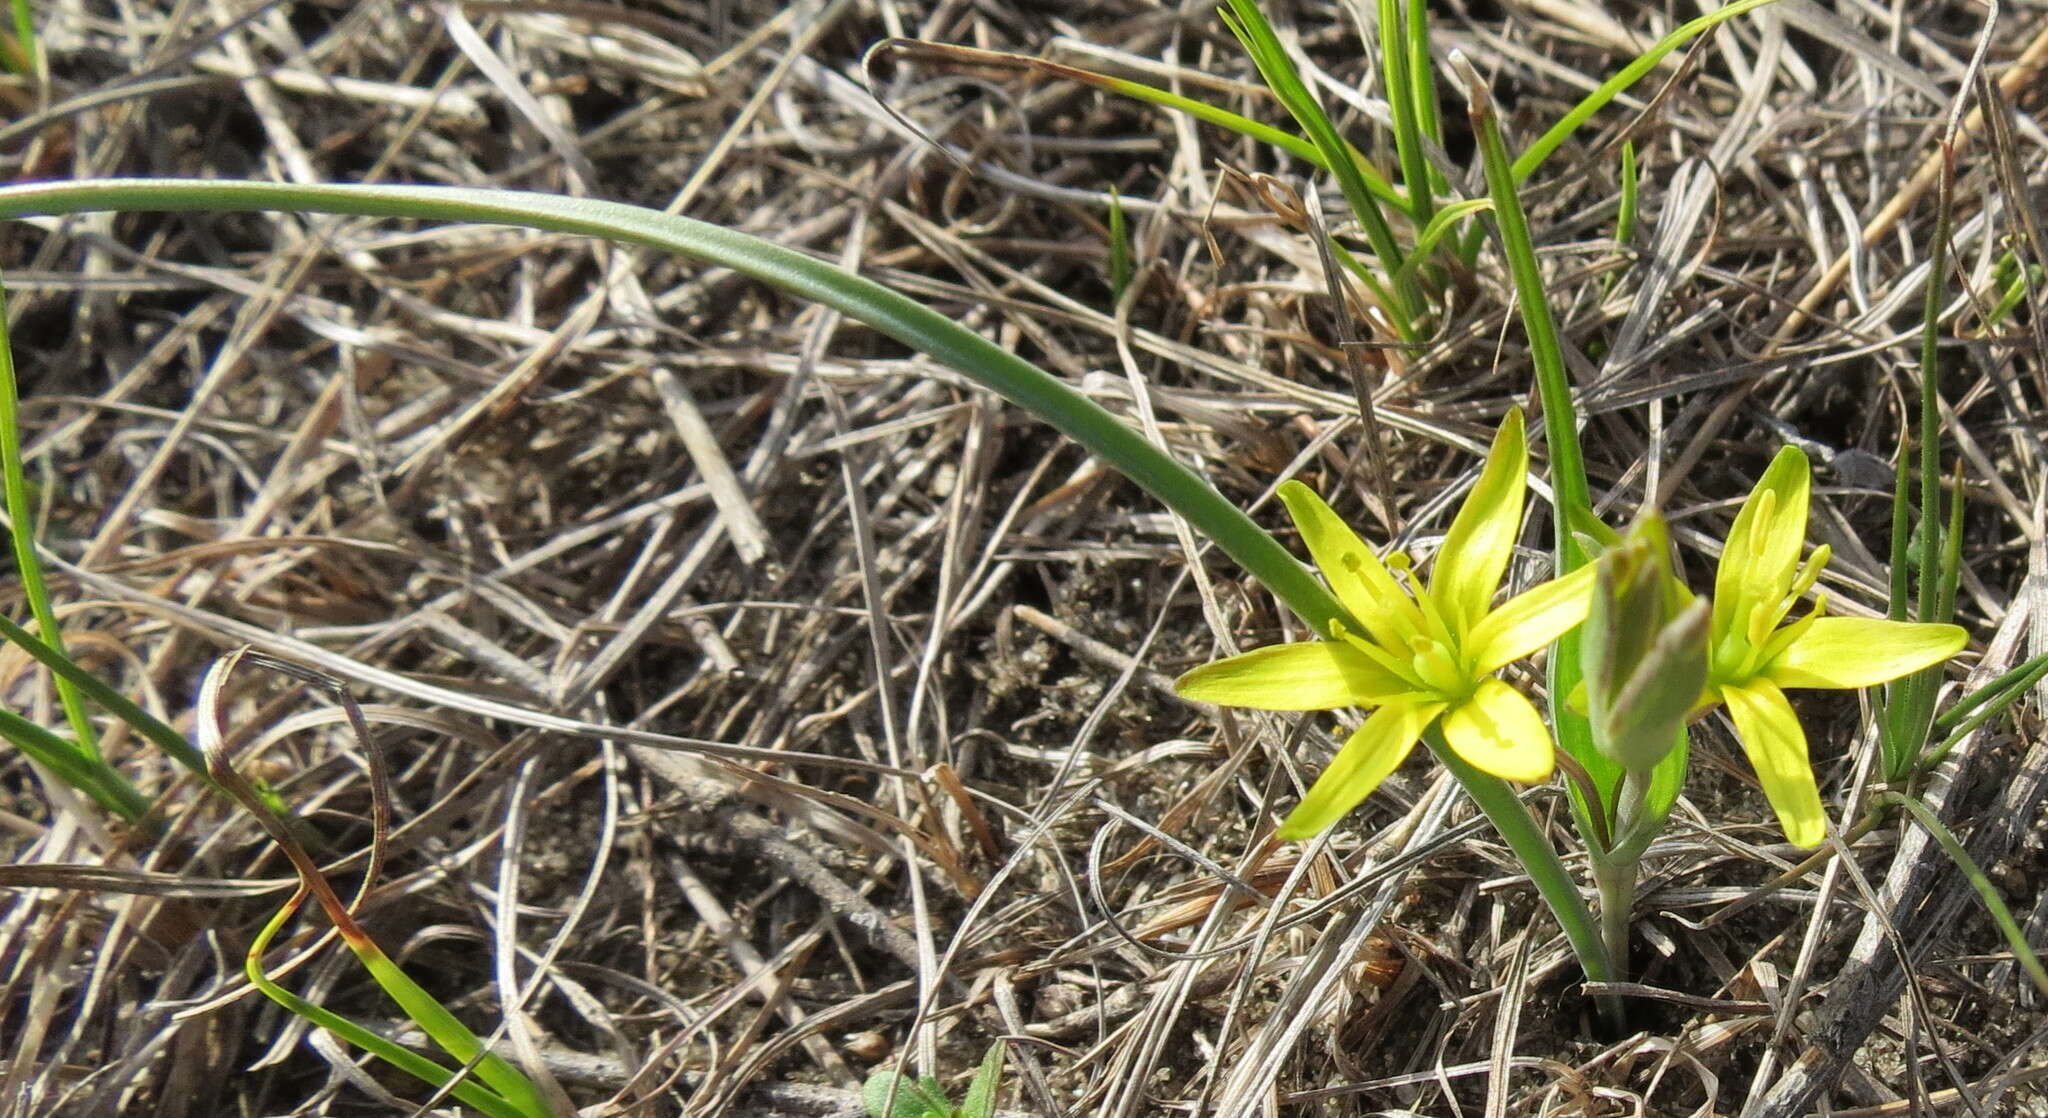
top-left (1616, 141), bottom-right (1640, 249)
top-left (1511, 0), bottom-right (1782, 183)
top-left (1107, 186), bottom-right (1133, 302)
top-left (1931, 651), bottom-right (2048, 736)
top-left (1879, 792), bottom-right (2048, 997)
top-left (1406, 0), bottom-right (1446, 176)
top-left (0, 178), bottom-right (1343, 639)
top-left (1378, 0), bottom-right (1435, 228)
top-left (1219, 0), bottom-right (1423, 336)
top-left (2, 0), bottom-right (33, 76)
top-left (0, 278), bottom-right (104, 766)
top-left (0, 707), bottom-right (149, 817)
top-left (1919, 653), bottom-right (2048, 771)
top-left (1392, 198), bottom-right (1490, 287)
top-left (0, 609), bottom-right (204, 775)
top-left (243, 902), bottom-right (541, 1118)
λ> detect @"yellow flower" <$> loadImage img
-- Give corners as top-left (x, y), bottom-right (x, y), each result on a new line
top-left (1704, 446), bottom-right (1967, 847)
top-left (1175, 409), bottom-right (1595, 839)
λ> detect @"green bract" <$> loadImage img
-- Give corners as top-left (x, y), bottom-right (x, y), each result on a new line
top-left (1705, 446), bottom-right (1968, 847)
top-left (1176, 410), bottom-right (1595, 839)
top-left (1581, 515), bottom-right (1707, 774)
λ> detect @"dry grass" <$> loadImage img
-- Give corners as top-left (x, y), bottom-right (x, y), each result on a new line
top-left (1, 1), bottom-right (2045, 1115)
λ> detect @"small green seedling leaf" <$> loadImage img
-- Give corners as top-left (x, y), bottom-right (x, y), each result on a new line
top-left (1107, 187), bottom-right (1133, 302)
top-left (862, 1069), bottom-right (955, 1118)
top-left (960, 1042), bottom-right (1005, 1118)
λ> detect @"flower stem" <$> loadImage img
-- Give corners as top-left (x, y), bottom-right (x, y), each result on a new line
top-left (1426, 729), bottom-right (1623, 1032)
top-left (1590, 771), bottom-right (1651, 987)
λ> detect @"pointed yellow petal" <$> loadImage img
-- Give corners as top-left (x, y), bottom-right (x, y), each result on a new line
top-left (1721, 679), bottom-right (1826, 847)
top-left (1429, 409), bottom-right (1527, 635)
top-left (1767, 618), bottom-right (1966, 690)
top-left (1712, 446), bottom-right (1810, 643)
top-left (1438, 677), bottom-right (1553, 783)
top-left (1467, 564), bottom-right (1598, 675)
top-left (1277, 481), bottom-right (1420, 651)
top-left (1275, 700), bottom-right (1443, 839)
top-left (1174, 642), bottom-right (1414, 711)
top-left (1768, 619), bottom-right (1966, 690)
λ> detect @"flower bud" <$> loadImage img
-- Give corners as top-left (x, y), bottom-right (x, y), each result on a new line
top-left (1580, 515), bottom-right (1707, 773)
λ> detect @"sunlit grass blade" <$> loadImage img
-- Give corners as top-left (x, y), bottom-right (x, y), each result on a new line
top-left (1391, 199), bottom-right (1490, 288)
top-left (1405, 0), bottom-right (1447, 192)
top-left (1882, 143), bottom-right (1958, 781)
top-left (1879, 791), bottom-right (2048, 997)
top-left (1601, 142), bottom-right (1640, 301)
top-left (1616, 141), bottom-right (1640, 247)
top-left (0, 610), bottom-right (204, 775)
top-left (1511, 0), bottom-right (1782, 183)
top-left (1429, 729), bottom-right (1622, 1030)
top-left (1218, 0), bottom-right (1423, 337)
top-left (243, 901), bottom-right (540, 1118)
top-left (0, 278), bottom-right (105, 770)
top-left (1918, 652), bottom-right (2048, 771)
top-left (862, 39), bottom-right (1409, 209)
top-left (0, 707), bottom-right (149, 817)
top-left (2, 0), bottom-right (33, 76)
top-left (1930, 651), bottom-right (2048, 737)
top-left (205, 649), bottom-right (558, 1118)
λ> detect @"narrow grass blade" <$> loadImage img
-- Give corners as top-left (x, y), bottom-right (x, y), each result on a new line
top-left (1931, 651), bottom-right (2048, 736)
top-left (1219, 0), bottom-right (1423, 336)
top-left (0, 610), bottom-right (204, 774)
top-left (1879, 792), bottom-right (2048, 997)
top-left (0, 707), bottom-right (149, 817)
top-left (862, 39), bottom-right (1409, 208)
top-left (243, 900), bottom-right (537, 1118)
top-left (1392, 199), bottom-right (1490, 287)
top-left (1511, 0), bottom-right (1782, 182)
top-left (206, 649), bottom-right (557, 1117)
top-left (1378, 0), bottom-right (1435, 228)
top-left (2, 0), bottom-right (32, 76)
top-left (1919, 652), bottom-right (2048, 771)
top-left (0, 278), bottom-right (104, 766)
top-left (1883, 142), bottom-right (1958, 781)
top-left (1107, 186), bottom-right (1133, 302)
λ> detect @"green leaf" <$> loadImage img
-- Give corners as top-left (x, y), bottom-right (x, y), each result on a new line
top-left (960, 1043), bottom-right (1005, 1118)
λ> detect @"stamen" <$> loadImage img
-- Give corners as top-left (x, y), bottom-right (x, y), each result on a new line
top-left (1334, 618), bottom-right (1427, 690)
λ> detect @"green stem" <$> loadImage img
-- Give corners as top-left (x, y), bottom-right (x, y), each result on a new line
top-left (1589, 770), bottom-right (1651, 987)
top-left (1591, 857), bottom-right (1635, 992)
top-left (1428, 730), bottom-right (1622, 1030)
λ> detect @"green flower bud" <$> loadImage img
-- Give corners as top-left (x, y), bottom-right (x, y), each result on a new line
top-left (1580, 514), bottom-right (1707, 773)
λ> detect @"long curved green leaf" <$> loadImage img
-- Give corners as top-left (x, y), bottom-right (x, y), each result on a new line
top-left (0, 179), bottom-right (1340, 635)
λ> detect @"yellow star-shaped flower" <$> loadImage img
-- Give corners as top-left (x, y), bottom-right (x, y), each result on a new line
top-left (1175, 409), bottom-right (1595, 839)
top-left (1704, 445), bottom-right (1967, 847)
